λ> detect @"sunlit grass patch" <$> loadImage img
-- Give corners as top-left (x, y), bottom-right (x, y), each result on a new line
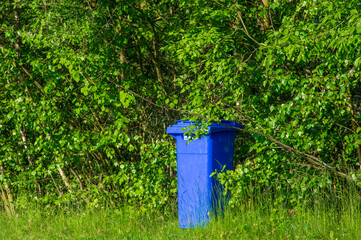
top-left (1, 192), bottom-right (361, 240)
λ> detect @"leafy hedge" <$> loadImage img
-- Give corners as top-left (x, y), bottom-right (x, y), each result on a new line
top-left (0, 0), bottom-right (360, 213)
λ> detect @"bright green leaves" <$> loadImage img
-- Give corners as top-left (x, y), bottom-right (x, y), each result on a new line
top-left (1, 0), bottom-right (360, 212)
top-left (107, 140), bottom-right (177, 214)
top-left (164, 96), bottom-right (178, 108)
top-left (256, 0), bottom-right (361, 178)
top-left (119, 90), bottom-right (134, 108)
top-left (72, 71), bottom-right (81, 83)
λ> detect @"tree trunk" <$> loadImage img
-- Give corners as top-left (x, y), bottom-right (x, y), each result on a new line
top-left (0, 164), bottom-right (15, 215)
top-left (70, 167), bottom-right (84, 190)
top-left (261, 0), bottom-right (270, 31)
top-left (56, 157), bottom-right (72, 192)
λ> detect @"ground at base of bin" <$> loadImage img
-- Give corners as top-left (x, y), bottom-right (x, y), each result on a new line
top-left (2, 205), bottom-right (358, 239)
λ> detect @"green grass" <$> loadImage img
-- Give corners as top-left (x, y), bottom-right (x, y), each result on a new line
top-left (1, 196), bottom-right (361, 240)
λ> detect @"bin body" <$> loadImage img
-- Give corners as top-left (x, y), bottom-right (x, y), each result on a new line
top-left (166, 120), bottom-right (243, 228)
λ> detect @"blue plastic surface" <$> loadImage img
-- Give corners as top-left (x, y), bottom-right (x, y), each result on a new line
top-left (166, 120), bottom-right (244, 228)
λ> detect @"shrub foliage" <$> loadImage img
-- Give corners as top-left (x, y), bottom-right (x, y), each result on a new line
top-left (0, 0), bottom-right (360, 212)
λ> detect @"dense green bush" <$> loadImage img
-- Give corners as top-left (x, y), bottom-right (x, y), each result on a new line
top-left (1, 0), bottom-right (360, 214)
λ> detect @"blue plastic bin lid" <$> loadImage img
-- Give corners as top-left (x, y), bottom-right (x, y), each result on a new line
top-left (166, 120), bottom-right (244, 135)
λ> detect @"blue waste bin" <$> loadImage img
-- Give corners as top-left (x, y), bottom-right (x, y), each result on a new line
top-left (166, 120), bottom-right (243, 228)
